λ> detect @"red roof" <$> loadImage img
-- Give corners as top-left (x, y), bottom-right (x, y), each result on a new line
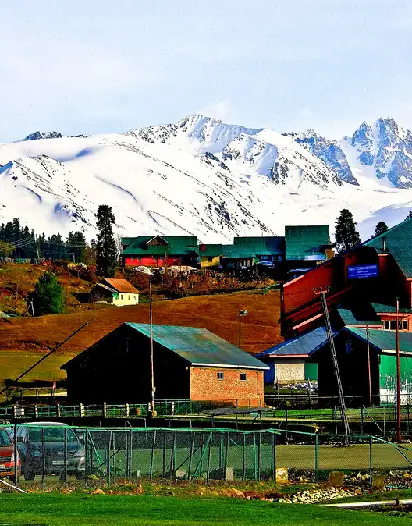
top-left (102, 278), bottom-right (139, 294)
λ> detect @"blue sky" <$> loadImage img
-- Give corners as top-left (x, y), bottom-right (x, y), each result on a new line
top-left (1, 0), bottom-right (411, 141)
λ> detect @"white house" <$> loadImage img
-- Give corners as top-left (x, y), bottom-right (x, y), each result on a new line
top-left (92, 278), bottom-right (139, 306)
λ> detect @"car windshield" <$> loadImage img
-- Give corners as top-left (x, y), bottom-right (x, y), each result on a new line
top-left (0, 429), bottom-right (11, 447)
top-left (28, 427), bottom-right (77, 443)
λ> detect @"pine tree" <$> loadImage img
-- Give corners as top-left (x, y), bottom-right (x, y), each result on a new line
top-left (374, 221), bottom-right (389, 237)
top-left (335, 209), bottom-right (361, 253)
top-left (31, 271), bottom-right (65, 315)
top-left (96, 205), bottom-right (117, 277)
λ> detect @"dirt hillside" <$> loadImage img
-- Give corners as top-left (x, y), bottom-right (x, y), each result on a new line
top-left (0, 290), bottom-right (281, 356)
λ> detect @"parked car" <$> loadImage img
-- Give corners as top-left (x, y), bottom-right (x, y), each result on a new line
top-left (0, 427), bottom-right (20, 482)
top-left (15, 422), bottom-right (85, 480)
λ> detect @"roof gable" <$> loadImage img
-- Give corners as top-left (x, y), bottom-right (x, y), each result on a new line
top-left (365, 217), bottom-right (412, 277)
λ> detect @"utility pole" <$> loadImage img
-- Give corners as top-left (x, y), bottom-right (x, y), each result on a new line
top-left (149, 279), bottom-right (156, 417)
top-left (366, 324), bottom-right (372, 407)
top-left (315, 287), bottom-right (350, 441)
top-left (396, 297), bottom-right (401, 442)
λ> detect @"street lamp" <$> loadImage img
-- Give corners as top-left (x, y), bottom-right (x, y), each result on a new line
top-left (238, 309), bottom-right (248, 348)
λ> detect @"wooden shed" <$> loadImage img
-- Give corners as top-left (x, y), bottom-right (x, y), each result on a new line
top-left (61, 323), bottom-right (268, 407)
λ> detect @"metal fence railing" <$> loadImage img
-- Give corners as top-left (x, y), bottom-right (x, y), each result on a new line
top-left (2, 424), bottom-right (412, 487)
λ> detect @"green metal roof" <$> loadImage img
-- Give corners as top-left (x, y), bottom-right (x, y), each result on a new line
top-left (198, 243), bottom-right (223, 257)
top-left (126, 323), bottom-right (268, 369)
top-left (371, 303), bottom-right (412, 314)
top-left (285, 225), bottom-right (331, 261)
top-left (121, 237), bottom-right (135, 247)
top-left (345, 327), bottom-right (412, 354)
top-left (221, 244), bottom-right (256, 259)
top-left (365, 217), bottom-right (412, 277)
top-left (122, 236), bottom-right (198, 256)
top-left (233, 237), bottom-right (285, 256)
top-left (337, 304), bottom-right (382, 326)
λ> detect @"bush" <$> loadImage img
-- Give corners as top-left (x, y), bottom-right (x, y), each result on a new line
top-left (30, 271), bottom-right (65, 315)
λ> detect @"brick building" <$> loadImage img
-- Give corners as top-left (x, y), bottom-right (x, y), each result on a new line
top-left (62, 323), bottom-right (267, 407)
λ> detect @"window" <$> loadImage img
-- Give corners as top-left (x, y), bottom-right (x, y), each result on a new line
top-left (383, 319), bottom-right (409, 330)
top-left (208, 256), bottom-right (213, 262)
top-left (240, 373), bottom-right (247, 381)
top-left (120, 294), bottom-right (123, 300)
top-left (217, 372), bottom-right (224, 380)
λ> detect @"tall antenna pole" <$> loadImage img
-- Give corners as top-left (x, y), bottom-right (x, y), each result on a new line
top-left (396, 297), bottom-right (401, 442)
top-left (149, 278), bottom-right (155, 416)
top-left (315, 287), bottom-right (350, 441)
top-left (366, 324), bottom-right (372, 407)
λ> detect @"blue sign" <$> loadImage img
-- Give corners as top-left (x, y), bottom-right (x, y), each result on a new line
top-left (347, 264), bottom-right (379, 279)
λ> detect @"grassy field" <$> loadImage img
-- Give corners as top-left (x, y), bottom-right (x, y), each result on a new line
top-left (0, 493), bottom-right (410, 526)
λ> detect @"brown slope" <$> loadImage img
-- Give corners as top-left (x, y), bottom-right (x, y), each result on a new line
top-left (0, 290), bottom-right (281, 356)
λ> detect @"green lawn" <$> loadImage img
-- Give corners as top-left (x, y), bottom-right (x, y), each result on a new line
top-left (0, 494), bottom-right (410, 526)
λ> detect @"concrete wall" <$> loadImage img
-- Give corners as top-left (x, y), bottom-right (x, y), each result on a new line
top-left (189, 366), bottom-right (264, 406)
top-left (273, 359), bottom-right (305, 383)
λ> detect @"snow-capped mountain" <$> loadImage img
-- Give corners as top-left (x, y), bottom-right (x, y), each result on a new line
top-left (2, 114), bottom-right (412, 242)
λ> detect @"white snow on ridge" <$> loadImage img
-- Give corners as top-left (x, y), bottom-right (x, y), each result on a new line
top-left (2, 114), bottom-right (412, 242)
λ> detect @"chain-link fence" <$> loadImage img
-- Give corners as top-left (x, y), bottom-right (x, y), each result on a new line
top-left (3, 424), bottom-right (412, 487)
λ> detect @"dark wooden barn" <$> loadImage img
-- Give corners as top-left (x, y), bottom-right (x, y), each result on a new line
top-left (61, 323), bottom-right (268, 406)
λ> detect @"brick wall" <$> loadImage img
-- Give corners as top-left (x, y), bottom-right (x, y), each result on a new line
top-left (189, 366), bottom-right (264, 407)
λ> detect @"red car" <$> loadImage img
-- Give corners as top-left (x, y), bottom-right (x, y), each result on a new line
top-left (0, 428), bottom-right (20, 482)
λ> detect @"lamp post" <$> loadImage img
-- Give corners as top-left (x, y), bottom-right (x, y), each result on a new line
top-left (238, 309), bottom-right (248, 348)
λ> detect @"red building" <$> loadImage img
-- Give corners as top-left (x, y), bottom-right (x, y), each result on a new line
top-left (121, 235), bottom-right (198, 267)
top-left (281, 217), bottom-right (412, 338)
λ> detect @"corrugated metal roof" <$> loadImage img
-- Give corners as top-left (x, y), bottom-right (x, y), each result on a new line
top-left (233, 236), bottom-right (285, 256)
top-left (337, 304), bottom-right (382, 326)
top-left (365, 217), bottom-right (412, 277)
top-left (285, 225), bottom-right (330, 261)
top-left (345, 327), bottom-right (412, 354)
top-left (102, 278), bottom-right (139, 294)
top-left (255, 327), bottom-right (330, 358)
top-left (126, 323), bottom-right (268, 369)
top-left (371, 303), bottom-right (412, 314)
top-left (198, 243), bottom-right (223, 257)
top-left (221, 244), bottom-right (255, 259)
top-left (122, 236), bottom-right (198, 256)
